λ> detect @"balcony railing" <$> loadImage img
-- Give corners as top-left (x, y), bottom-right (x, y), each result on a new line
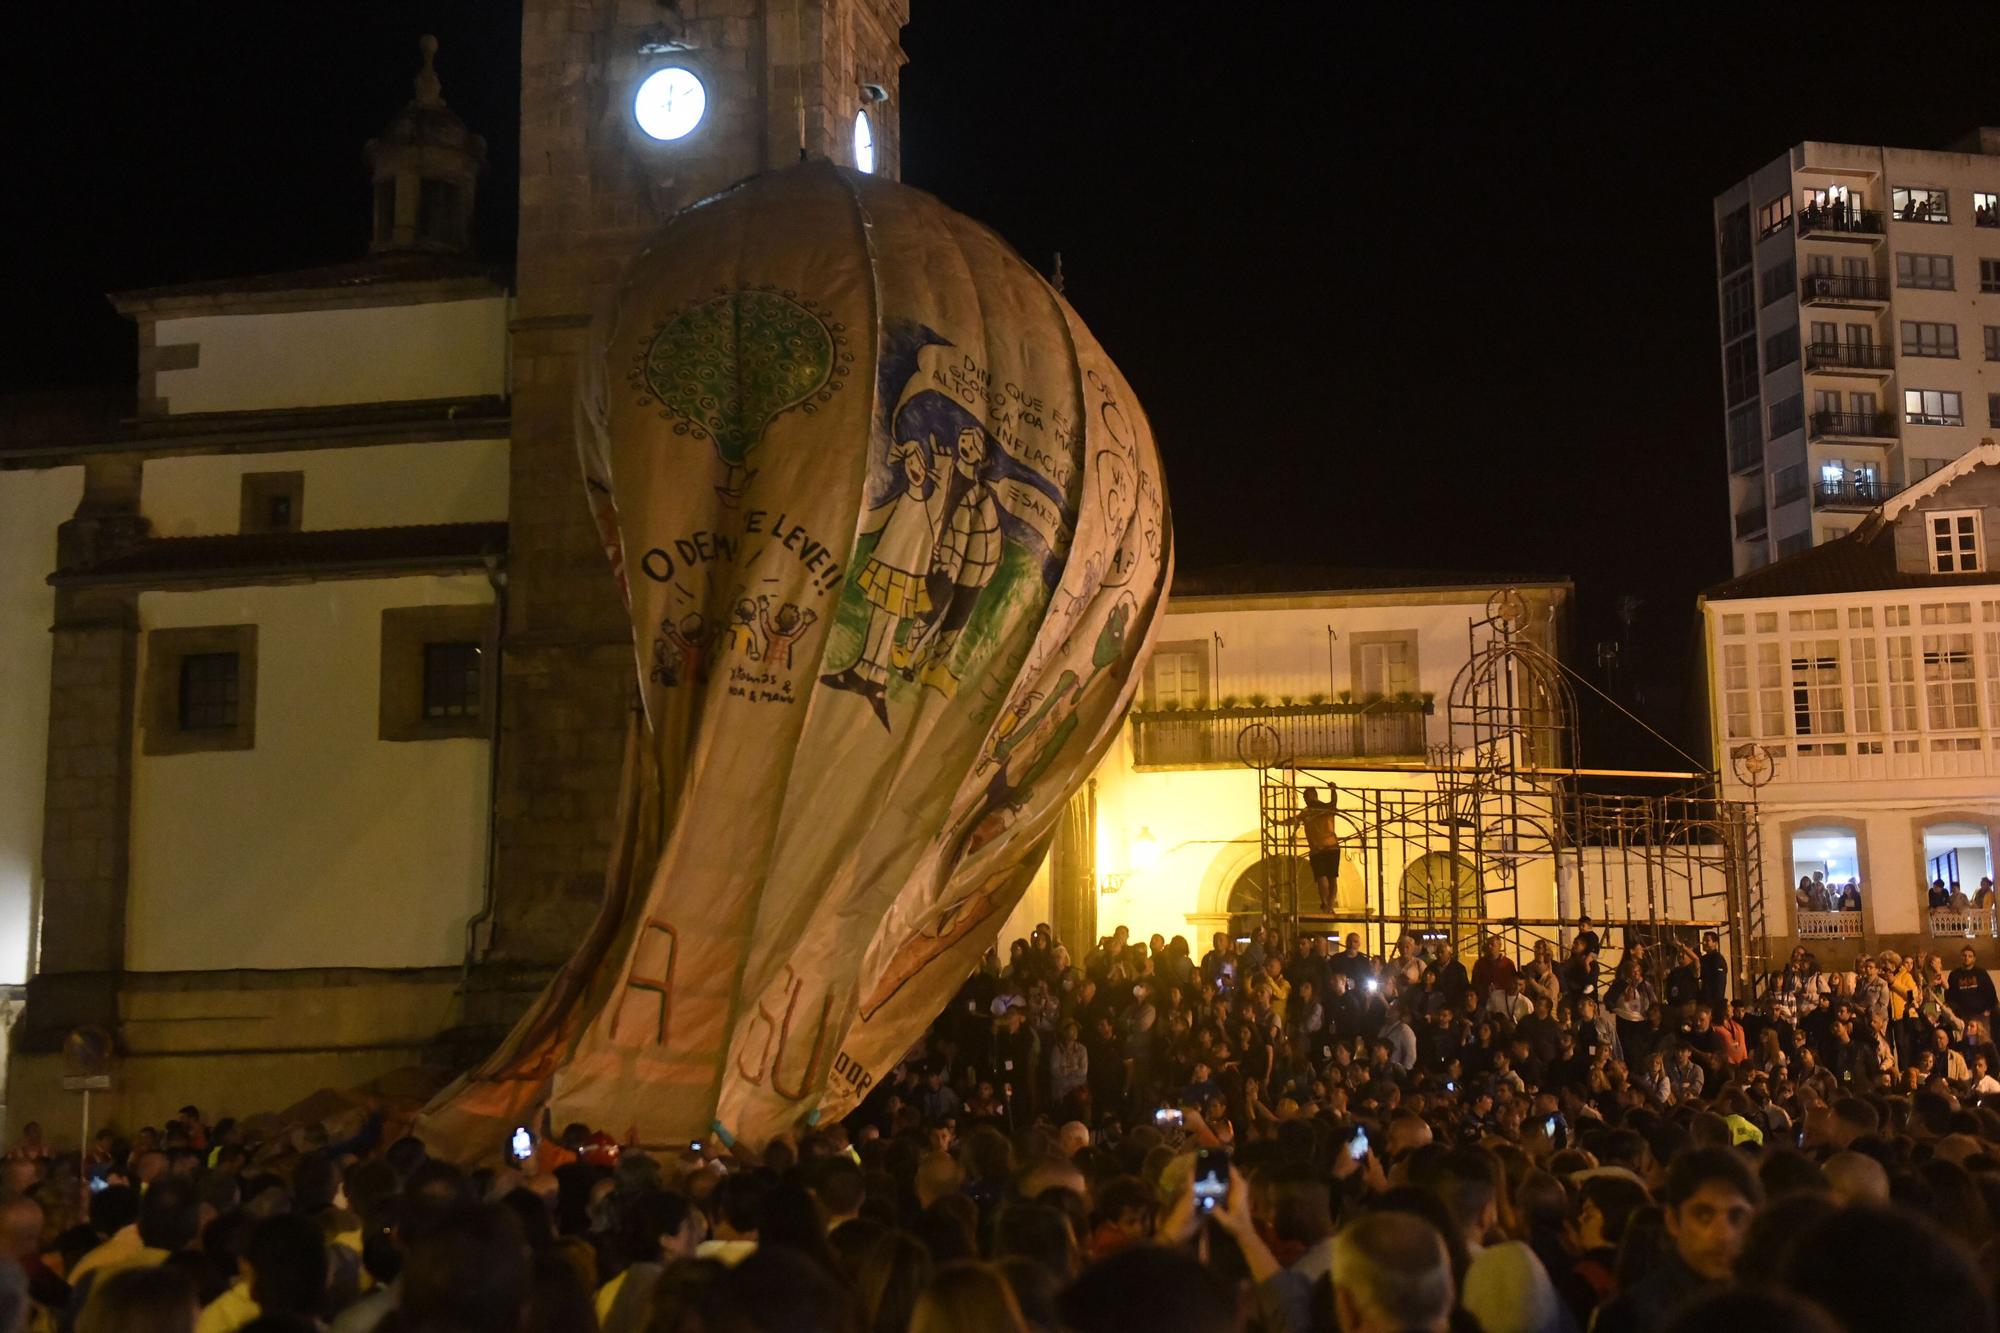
top-left (1734, 504), bottom-right (1768, 538)
top-left (1806, 341), bottom-right (1893, 372)
top-left (1800, 274), bottom-right (1889, 305)
top-left (1796, 910), bottom-right (1863, 940)
top-left (1131, 701), bottom-right (1428, 768)
top-left (1809, 410), bottom-right (1897, 440)
top-left (1812, 477), bottom-right (1891, 509)
top-left (1797, 206), bottom-right (1885, 238)
top-left (1930, 907), bottom-right (1999, 939)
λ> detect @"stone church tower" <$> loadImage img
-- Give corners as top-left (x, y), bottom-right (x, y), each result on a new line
top-left (492, 1), bottom-right (909, 967)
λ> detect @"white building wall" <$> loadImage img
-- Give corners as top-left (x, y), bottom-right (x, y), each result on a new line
top-left (1707, 586), bottom-right (2000, 944)
top-left (0, 468), bottom-right (84, 985)
top-left (140, 438), bottom-right (510, 538)
top-left (152, 297), bottom-right (510, 414)
top-left (127, 575), bottom-right (494, 971)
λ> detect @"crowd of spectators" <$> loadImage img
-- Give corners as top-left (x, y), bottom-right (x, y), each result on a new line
top-left (3, 918), bottom-right (2000, 1333)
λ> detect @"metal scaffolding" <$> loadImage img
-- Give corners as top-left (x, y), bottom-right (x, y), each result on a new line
top-left (1250, 591), bottom-right (1765, 991)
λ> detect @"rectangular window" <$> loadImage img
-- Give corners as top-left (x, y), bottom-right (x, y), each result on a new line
top-left (421, 642), bottom-right (483, 719)
top-left (1850, 636), bottom-right (1882, 732)
top-left (1984, 259), bottom-right (2000, 294)
top-left (1722, 272), bottom-right (1755, 339)
top-left (1924, 632), bottom-right (1979, 729)
top-left (178, 653), bottom-right (240, 731)
top-left (1905, 389), bottom-right (1965, 426)
top-left (1354, 635), bottom-right (1419, 698)
top-left (1769, 394), bottom-right (1803, 439)
top-left (1774, 462), bottom-right (1807, 507)
top-left (1898, 252), bottom-right (1955, 289)
top-left (1894, 186), bottom-right (1951, 223)
top-left (1849, 607), bottom-right (1875, 628)
top-left (1719, 207), bottom-right (1752, 273)
top-left (1146, 641), bottom-right (1208, 708)
top-left (238, 471), bottom-right (303, 535)
top-left (1990, 393), bottom-right (2000, 428)
top-left (1722, 614), bottom-right (1746, 635)
top-left (1723, 643), bottom-right (1751, 739)
top-left (1788, 608), bottom-right (1838, 631)
top-left (1887, 635), bottom-right (1919, 731)
top-left (1756, 642), bottom-right (1786, 737)
top-left (1724, 337), bottom-right (1759, 406)
top-left (1886, 605), bottom-right (1911, 628)
top-left (1791, 638), bottom-right (1844, 736)
top-left (1764, 326), bottom-right (1800, 371)
top-left (1901, 321), bottom-right (1959, 358)
top-left (1728, 401), bottom-right (1762, 470)
top-left (1930, 511), bottom-right (1984, 573)
top-left (1978, 193), bottom-right (1999, 228)
top-left (1779, 533), bottom-right (1811, 558)
top-left (1986, 327), bottom-right (2000, 361)
top-left (1986, 631), bottom-right (2000, 726)
top-left (1759, 194), bottom-right (1794, 237)
top-left (1760, 259), bottom-right (1797, 308)
top-left (1920, 603), bottom-right (1972, 625)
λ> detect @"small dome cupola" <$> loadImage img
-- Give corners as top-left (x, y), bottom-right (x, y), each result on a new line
top-left (364, 35), bottom-right (486, 255)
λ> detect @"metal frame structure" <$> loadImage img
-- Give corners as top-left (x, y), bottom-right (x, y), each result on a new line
top-left (1250, 591), bottom-right (1765, 991)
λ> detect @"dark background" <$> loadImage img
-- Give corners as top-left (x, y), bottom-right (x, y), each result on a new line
top-left (7, 4), bottom-right (2000, 765)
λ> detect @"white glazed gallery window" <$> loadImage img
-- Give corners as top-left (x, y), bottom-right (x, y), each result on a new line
top-left (853, 110), bottom-right (876, 174)
top-left (634, 67), bottom-right (706, 142)
top-left (1145, 641), bottom-right (1206, 709)
top-left (1930, 511), bottom-right (1984, 573)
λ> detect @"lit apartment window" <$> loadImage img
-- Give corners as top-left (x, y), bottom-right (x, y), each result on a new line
top-left (1905, 389), bottom-right (1964, 427)
top-left (1979, 193), bottom-right (2000, 228)
top-left (1931, 511), bottom-right (1984, 573)
top-left (1983, 259), bottom-right (2000, 294)
top-left (1894, 187), bottom-right (1951, 223)
top-left (1759, 195), bottom-right (1793, 237)
top-left (1901, 322), bottom-right (1959, 358)
top-left (1897, 253), bottom-right (1954, 289)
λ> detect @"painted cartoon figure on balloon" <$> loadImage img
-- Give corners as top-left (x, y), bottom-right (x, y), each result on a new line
top-left (819, 320), bottom-right (1076, 731)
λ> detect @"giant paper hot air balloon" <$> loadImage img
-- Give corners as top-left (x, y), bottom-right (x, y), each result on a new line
top-left (422, 162), bottom-right (1170, 1152)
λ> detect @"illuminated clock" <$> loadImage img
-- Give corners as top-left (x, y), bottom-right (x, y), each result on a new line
top-left (634, 67), bottom-right (706, 142)
top-left (853, 109), bottom-right (876, 175)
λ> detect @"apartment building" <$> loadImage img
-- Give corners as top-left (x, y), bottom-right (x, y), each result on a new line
top-left (1702, 441), bottom-right (2000, 964)
top-left (1713, 129), bottom-right (2000, 576)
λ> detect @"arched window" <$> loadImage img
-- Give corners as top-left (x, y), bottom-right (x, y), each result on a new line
top-left (1225, 856), bottom-right (1309, 939)
top-left (1399, 852), bottom-right (1480, 953)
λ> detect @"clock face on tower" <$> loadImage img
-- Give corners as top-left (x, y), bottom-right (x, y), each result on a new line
top-left (634, 67), bottom-right (706, 142)
top-left (853, 109), bottom-right (876, 175)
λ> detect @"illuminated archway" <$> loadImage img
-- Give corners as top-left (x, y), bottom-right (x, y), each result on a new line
top-left (1399, 852), bottom-right (1481, 952)
top-left (1225, 855), bottom-right (1310, 939)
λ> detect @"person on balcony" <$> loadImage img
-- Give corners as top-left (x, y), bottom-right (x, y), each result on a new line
top-left (1949, 882), bottom-right (1973, 911)
top-left (1836, 879), bottom-right (1862, 913)
top-left (1929, 878), bottom-right (1952, 910)
top-left (1977, 878), bottom-right (1997, 909)
top-left (1946, 947), bottom-right (1998, 1026)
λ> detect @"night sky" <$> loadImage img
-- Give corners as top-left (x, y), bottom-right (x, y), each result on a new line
top-left (7, 4), bottom-right (2000, 763)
